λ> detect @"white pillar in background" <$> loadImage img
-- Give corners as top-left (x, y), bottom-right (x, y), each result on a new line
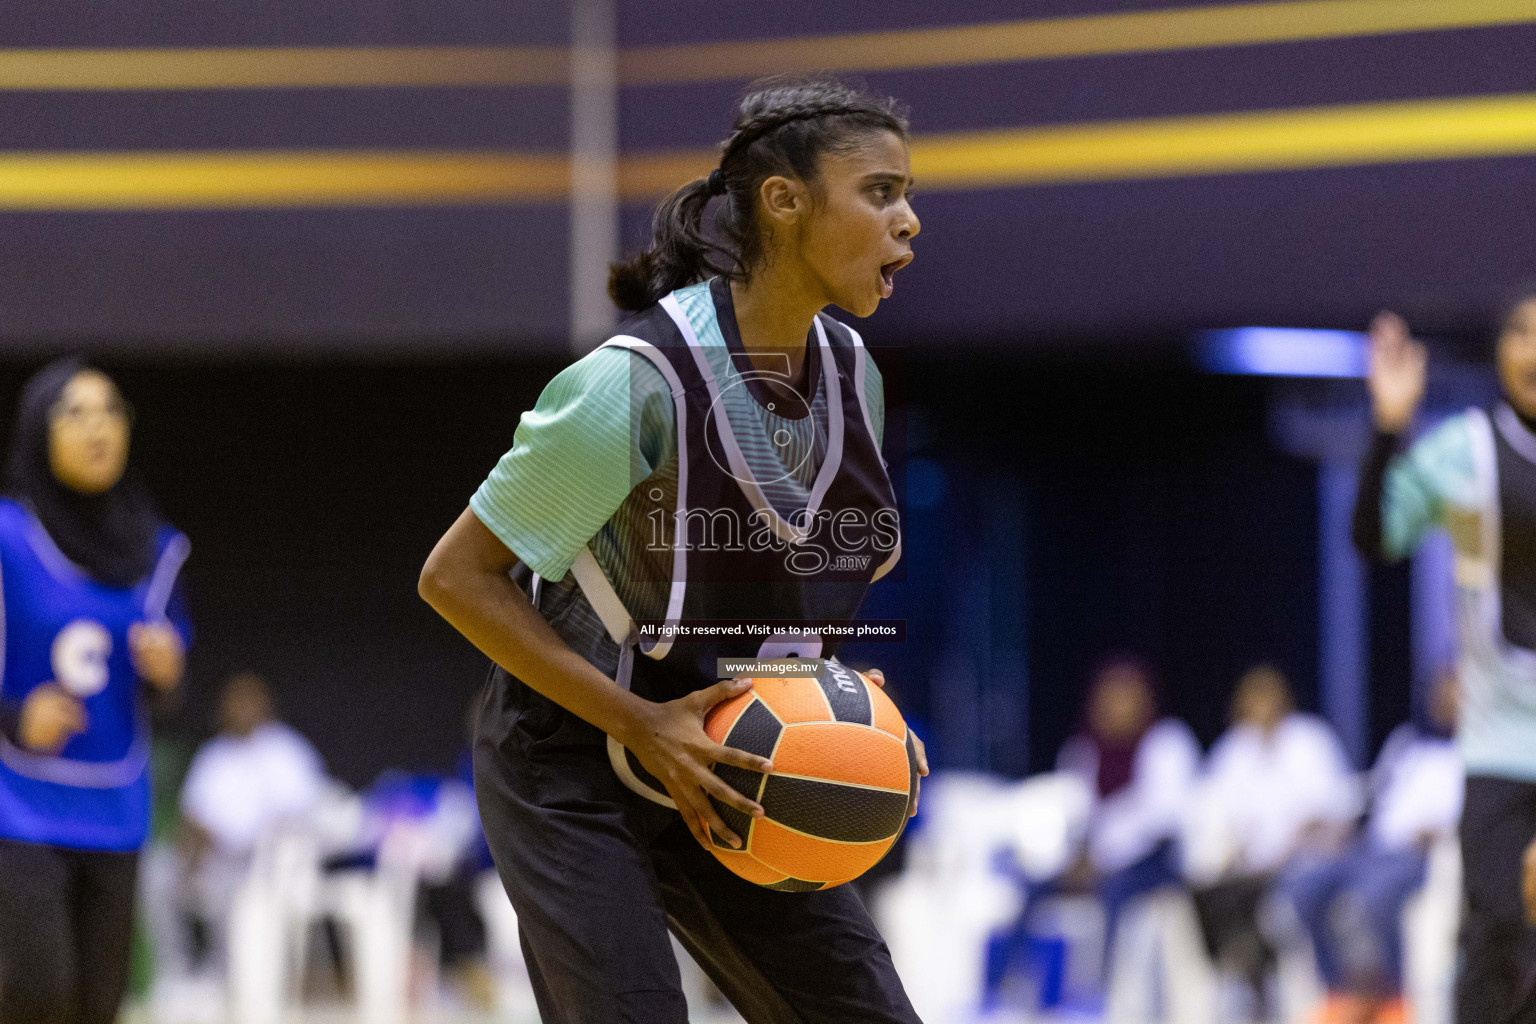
top-left (568, 0), bottom-right (618, 353)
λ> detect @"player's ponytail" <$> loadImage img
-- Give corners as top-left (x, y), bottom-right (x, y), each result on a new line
top-left (607, 175), bottom-right (729, 313)
top-left (608, 77), bottom-right (909, 312)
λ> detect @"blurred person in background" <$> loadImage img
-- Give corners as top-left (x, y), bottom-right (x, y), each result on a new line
top-left (350, 765), bottom-right (492, 1009)
top-left (434, 694), bottom-right (497, 1008)
top-left (1281, 668), bottom-right (1463, 1024)
top-left (1354, 290), bottom-right (1536, 1023)
top-left (324, 696), bottom-right (496, 1009)
top-left (141, 672), bottom-right (326, 1006)
top-left (1186, 665), bottom-right (1358, 1016)
top-left (0, 358), bottom-right (191, 1024)
top-left (982, 657), bottom-right (1198, 1006)
top-left (1055, 656), bottom-right (1200, 959)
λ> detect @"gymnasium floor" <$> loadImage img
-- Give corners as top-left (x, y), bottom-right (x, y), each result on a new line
top-left (119, 1006), bottom-right (1138, 1023)
top-left (120, 1009), bottom-right (752, 1024)
top-left (118, 1013), bottom-right (1109, 1024)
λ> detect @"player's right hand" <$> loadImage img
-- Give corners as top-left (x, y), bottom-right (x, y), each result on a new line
top-left (623, 678), bottom-right (775, 851)
top-left (18, 683), bottom-right (87, 754)
top-left (1367, 310), bottom-right (1427, 434)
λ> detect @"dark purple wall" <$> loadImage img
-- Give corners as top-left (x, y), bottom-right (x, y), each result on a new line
top-left (8, 2), bottom-right (568, 46)
top-left (0, 0), bottom-right (571, 352)
top-left (618, 15), bottom-right (1536, 345)
top-left (3, 2), bottom-right (1533, 350)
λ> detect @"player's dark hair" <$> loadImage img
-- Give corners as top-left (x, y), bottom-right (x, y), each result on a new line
top-left (608, 77), bottom-right (909, 312)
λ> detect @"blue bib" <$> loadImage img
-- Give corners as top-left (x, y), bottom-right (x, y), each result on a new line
top-left (0, 498), bottom-right (190, 850)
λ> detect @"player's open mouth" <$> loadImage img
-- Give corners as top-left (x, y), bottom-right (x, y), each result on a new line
top-left (879, 254), bottom-right (913, 299)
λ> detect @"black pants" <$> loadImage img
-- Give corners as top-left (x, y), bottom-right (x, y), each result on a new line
top-left (1462, 776), bottom-right (1536, 1024)
top-left (0, 838), bottom-right (138, 1024)
top-left (418, 863), bottom-right (488, 968)
top-left (474, 672), bottom-right (922, 1024)
top-left (1191, 872), bottom-right (1278, 1013)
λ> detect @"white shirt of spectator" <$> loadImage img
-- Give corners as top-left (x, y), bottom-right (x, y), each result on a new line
top-left (1368, 724), bottom-right (1464, 851)
top-left (1057, 718), bottom-right (1202, 875)
top-left (180, 721), bottom-right (327, 855)
top-left (1186, 712), bottom-right (1360, 880)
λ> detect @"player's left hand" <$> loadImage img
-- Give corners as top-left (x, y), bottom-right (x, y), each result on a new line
top-left (130, 621), bottom-right (185, 692)
top-left (863, 668), bottom-right (929, 817)
top-left (907, 729), bottom-right (929, 817)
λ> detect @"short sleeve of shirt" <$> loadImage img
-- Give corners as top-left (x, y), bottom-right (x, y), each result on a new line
top-left (469, 346), bottom-right (675, 582)
top-left (865, 354), bottom-right (886, 451)
top-left (1381, 412), bottom-right (1475, 560)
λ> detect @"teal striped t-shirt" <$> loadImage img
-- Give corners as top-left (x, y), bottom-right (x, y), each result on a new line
top-left (1377, 408), bottom-right (1536, 781)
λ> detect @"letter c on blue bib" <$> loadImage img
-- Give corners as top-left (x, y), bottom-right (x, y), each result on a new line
top-left (52, 619), bottom-right (113, 698)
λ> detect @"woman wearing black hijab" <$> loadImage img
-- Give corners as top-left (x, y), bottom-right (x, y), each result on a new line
top-left (0, 358), bottom-right (191, 1024)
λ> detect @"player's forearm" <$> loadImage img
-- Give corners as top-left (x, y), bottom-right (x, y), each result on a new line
top-left (420, 540), bottom-right (648, 745)
top-left (1351, 429), bottom-right (1401, 561)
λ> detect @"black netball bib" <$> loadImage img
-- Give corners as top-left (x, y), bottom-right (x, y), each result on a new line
top-left (1493, 404), bottom-right (1536, 650)
top-left (568, 284), bottom-right (901, 805)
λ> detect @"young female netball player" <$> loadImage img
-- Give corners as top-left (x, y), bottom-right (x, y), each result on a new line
top-left (0, 359), bottom-right (191, 1024)
top-left (421, 78), bottom-right (927, 1022)
top-left (1355, 291), bottom-right (1536, 1024)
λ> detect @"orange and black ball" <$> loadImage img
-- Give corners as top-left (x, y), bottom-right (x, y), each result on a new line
top-left (702, 661), bottom-right (918, 891)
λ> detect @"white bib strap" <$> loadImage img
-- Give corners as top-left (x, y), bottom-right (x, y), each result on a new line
top-left (143, 533), bottom-right (191, 622)
top-left (607, 736), bottom-right (676, 809)
top-left (569, 544), bottom-right (643, 697)
top-left (569, 547), bottom-right (676, 806)
top-left (570, 545), bottom-right (634, 647)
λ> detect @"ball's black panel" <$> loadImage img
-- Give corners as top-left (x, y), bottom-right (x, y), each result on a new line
top-left (709, 761), bottom-right (765, 849)
top-left (764, 877), bottom-right (826, 892)
top-left (760, 775), bottom-right (909, 843)
top-left (714, 762), bottom-right (765, 802)
top-left (710, 801), bottom-right (754, 850)
top-left (816, 661), bottom-right (873, 726)
top-left (724, 698), bottom-right (782, 759)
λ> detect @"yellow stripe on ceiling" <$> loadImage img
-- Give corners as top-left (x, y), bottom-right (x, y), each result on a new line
top-left (0, 150), bottom-right (569, 209)
top-left (619, 92), bottom-right (1536, 197)
top-left (2, 93), bottom-right (1535, 210)
top-left (0, 46), bottom-right (568, 90)
top-left (1, 0), bottom-right (1534, 91)
top-left (909, 91), bottom-right (1536, 189)
top-left (621, 0), bottom-right (1536, 84)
